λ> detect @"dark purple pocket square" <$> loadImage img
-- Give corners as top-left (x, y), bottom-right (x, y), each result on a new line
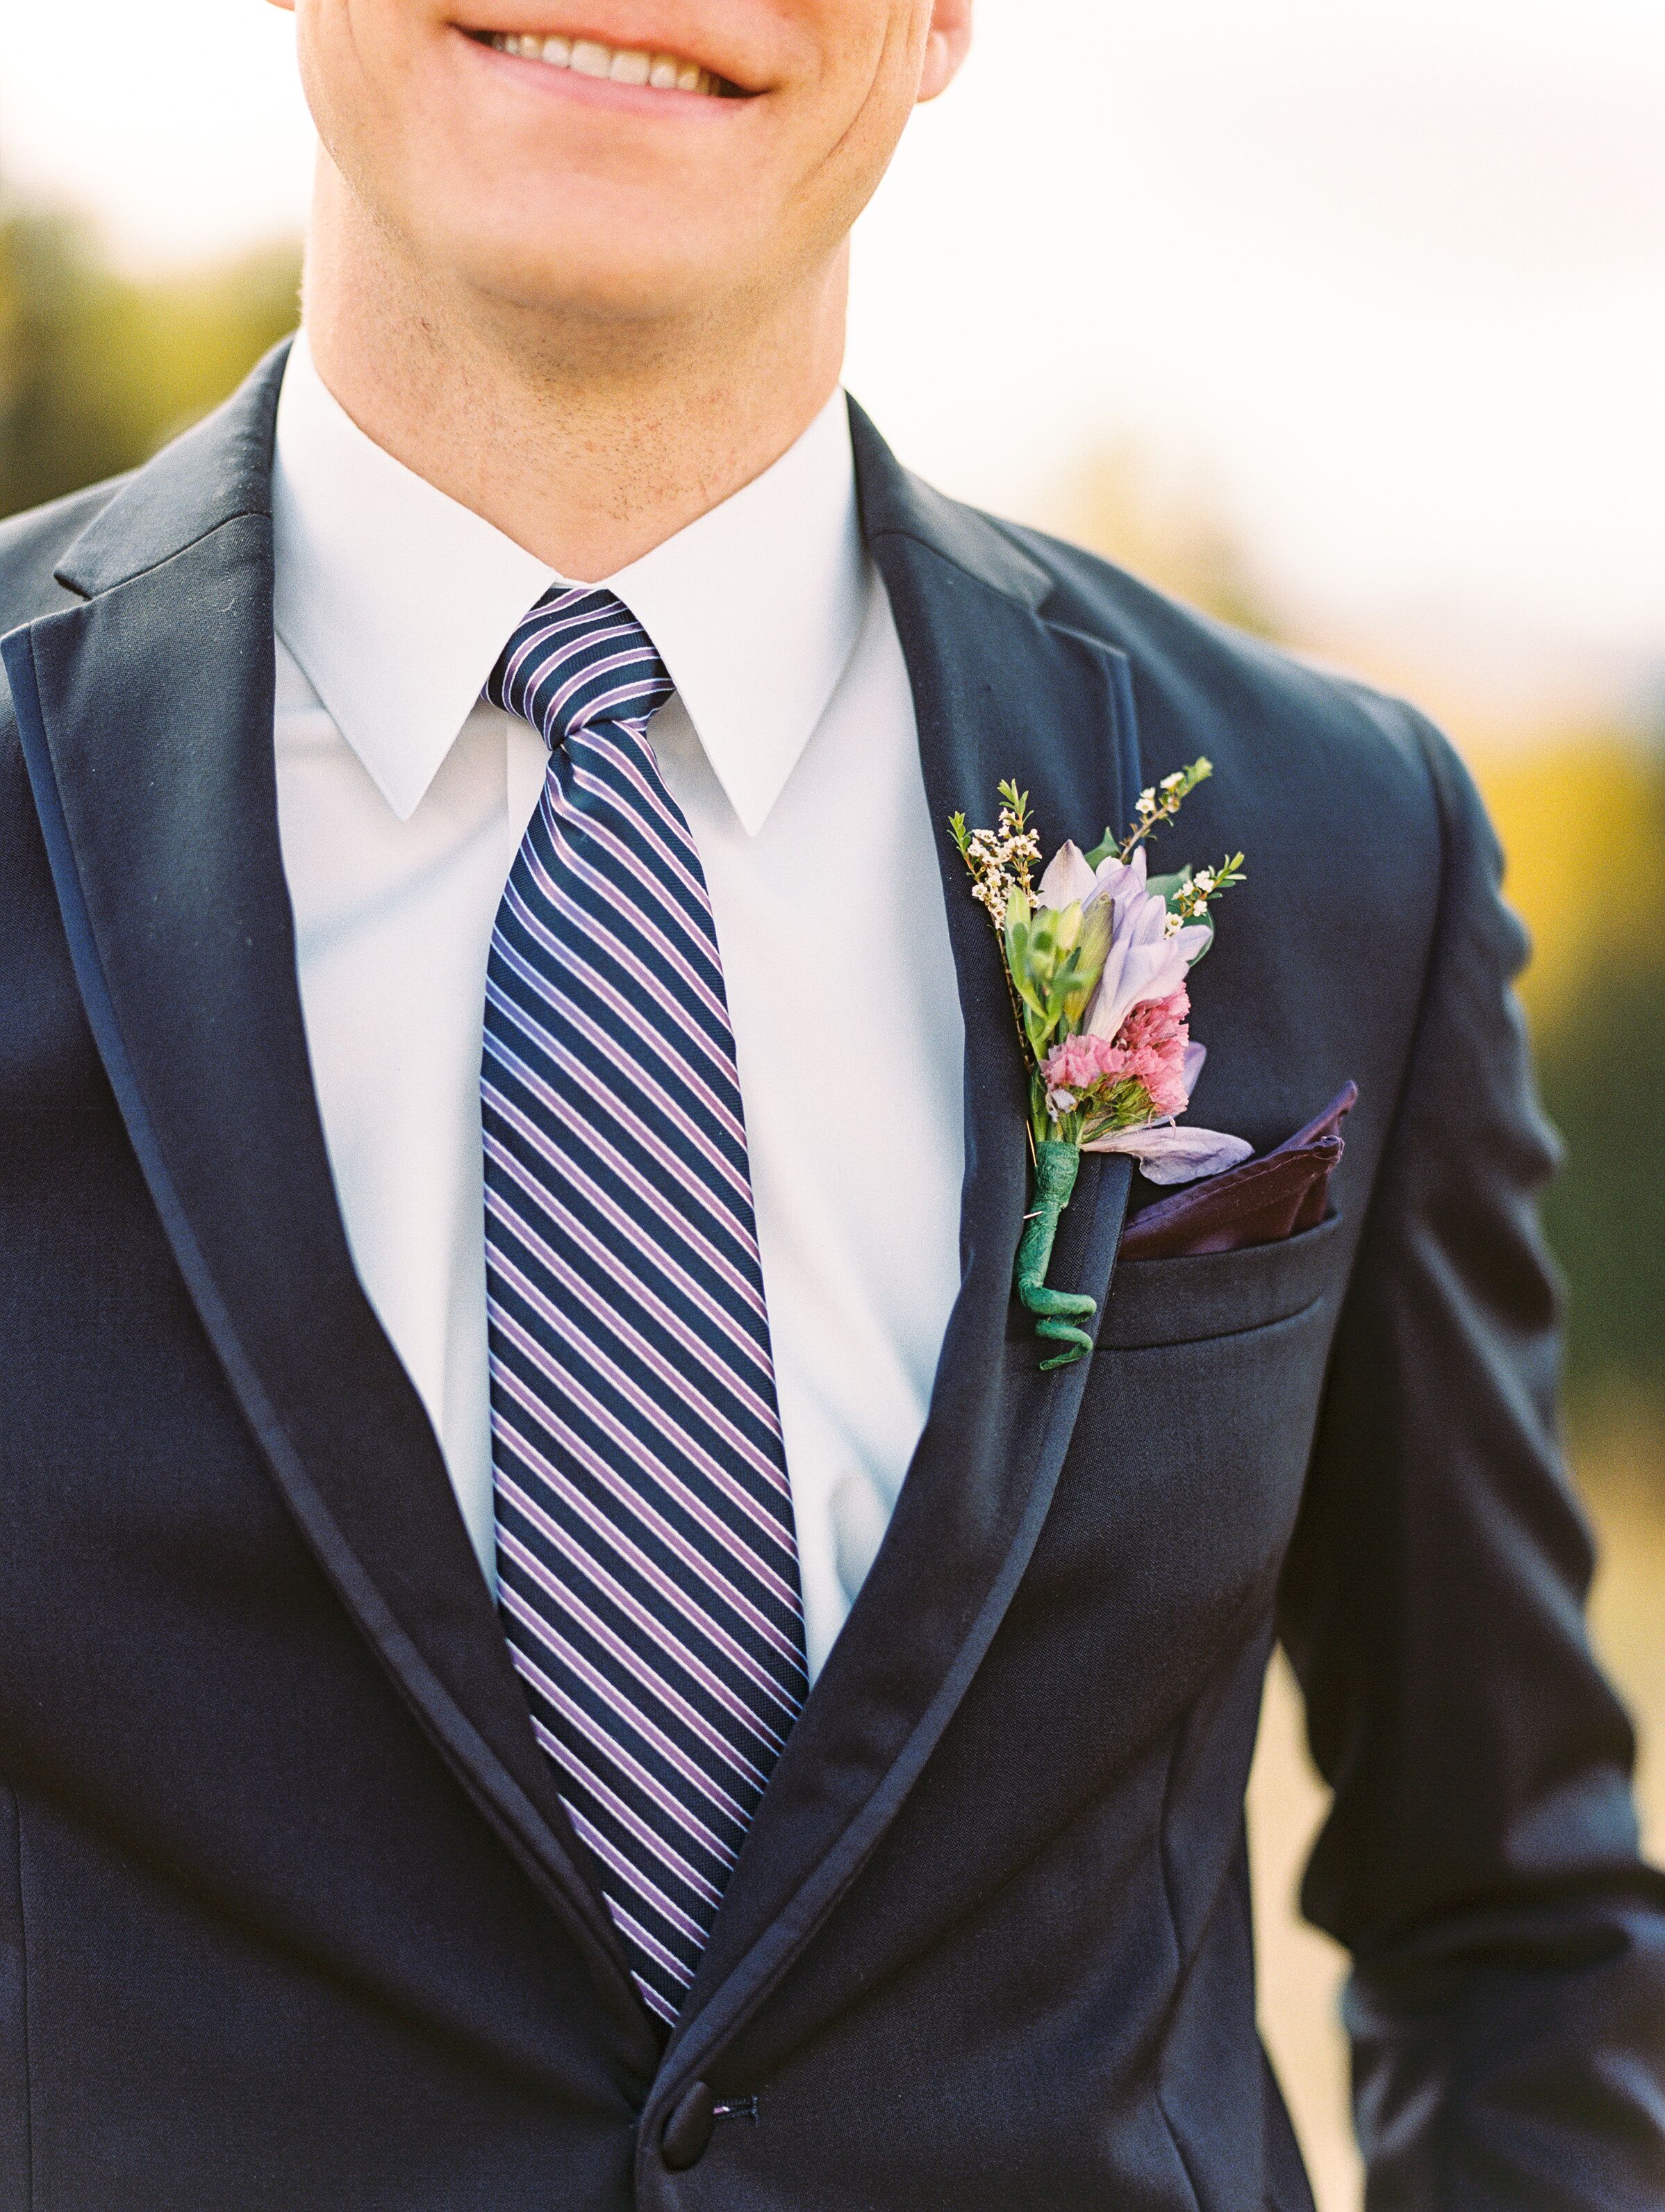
top-left (1118, 1083), bottom-right (1358, 1261)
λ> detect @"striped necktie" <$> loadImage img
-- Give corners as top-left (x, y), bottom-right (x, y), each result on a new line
top-left (481, 585), bottom-right (808, 2027)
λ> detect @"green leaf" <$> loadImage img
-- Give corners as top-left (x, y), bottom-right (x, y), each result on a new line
top-left (1145, 868), bottom-right (1192, 903)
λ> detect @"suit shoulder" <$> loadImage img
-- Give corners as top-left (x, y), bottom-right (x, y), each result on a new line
top-left (990, 512), bottom-right (1443, 816)
top-left (0, 474), bottom-right (133, 632)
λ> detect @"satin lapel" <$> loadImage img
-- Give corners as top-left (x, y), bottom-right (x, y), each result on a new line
top-left (0, 358), bottom-right (648, 2052)
top-left (665, 406), bottom-right (1142, 2075)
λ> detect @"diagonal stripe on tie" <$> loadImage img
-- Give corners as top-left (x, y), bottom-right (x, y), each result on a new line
top-left (482, 584), bottom-right (807, 2029)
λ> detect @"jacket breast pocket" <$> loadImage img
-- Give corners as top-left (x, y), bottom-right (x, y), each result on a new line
top-left (1054, 1218), bottom-right (1350, 1650)
top-left (1100, 1212), bottom-right (1346, 1349)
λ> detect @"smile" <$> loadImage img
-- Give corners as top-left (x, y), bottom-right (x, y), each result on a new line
top-left (472, 31), bottom-right (743, 98)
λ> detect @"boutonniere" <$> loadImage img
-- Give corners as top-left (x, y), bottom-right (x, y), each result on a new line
top-left (950, 763), bottom-right (1252, 1369)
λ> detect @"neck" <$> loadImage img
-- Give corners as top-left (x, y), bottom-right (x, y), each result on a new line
top-left (301, 161), bottom-right (848, 581)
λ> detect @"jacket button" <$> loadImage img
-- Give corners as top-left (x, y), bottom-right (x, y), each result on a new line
top-left (661, 2081), bottom-right (716, 2172)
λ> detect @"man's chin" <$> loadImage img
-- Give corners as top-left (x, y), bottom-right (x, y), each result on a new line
top-left (446, 225), bottom-right (756, 337)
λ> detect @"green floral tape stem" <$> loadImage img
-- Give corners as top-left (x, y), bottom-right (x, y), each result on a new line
top-left (1013, 1139), bottom-right (1097, 1370)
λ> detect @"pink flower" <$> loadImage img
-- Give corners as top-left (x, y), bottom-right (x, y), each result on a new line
top-left (1042, 1032), bottom-right (1125, 1097)
top-left (1113, 989), bottom-right (1192, 1118)
top-left (1043, 989), bottom-right (1193, 1122)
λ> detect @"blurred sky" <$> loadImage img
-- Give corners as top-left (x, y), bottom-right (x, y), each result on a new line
top-left (3, 0), bottom-right (1663, 711)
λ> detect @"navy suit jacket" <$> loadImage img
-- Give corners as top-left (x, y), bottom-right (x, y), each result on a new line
top-left (2, 349), bottom-right (1662, 2210)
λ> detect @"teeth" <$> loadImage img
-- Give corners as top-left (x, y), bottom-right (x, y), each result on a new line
top-left (485, 30), bottom-right (720, 95)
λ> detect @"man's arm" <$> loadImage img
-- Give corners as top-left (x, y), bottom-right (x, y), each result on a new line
top-left (1277, 714), bottom-right (1665, 2207)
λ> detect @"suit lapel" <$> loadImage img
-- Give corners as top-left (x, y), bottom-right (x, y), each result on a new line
top-left (0, 353), bottom-right (652, 2058)
top-left (665, 405), bottom-right (1142, 2073)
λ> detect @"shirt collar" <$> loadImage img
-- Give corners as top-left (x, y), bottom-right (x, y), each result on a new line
top-left (606, 388), bottom-right (865, 836)
top-left (272, 333), bottom-right (553, 823)
top-left (271, 333), bottom-right (865, 834)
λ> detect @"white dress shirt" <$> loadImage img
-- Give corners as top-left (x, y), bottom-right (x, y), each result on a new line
top-left (270, 336), bottom-right (966, 1680)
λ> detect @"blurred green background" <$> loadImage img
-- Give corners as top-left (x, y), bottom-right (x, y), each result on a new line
top-left (3, 161), bottom-right (1660, 2210)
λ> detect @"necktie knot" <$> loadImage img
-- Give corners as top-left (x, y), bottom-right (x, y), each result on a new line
top-left (486, 584), bottom-right (674, 752)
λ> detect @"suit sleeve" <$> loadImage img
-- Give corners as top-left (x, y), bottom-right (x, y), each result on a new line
top-left (1276, 714), bottom-right (1665, 2208)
